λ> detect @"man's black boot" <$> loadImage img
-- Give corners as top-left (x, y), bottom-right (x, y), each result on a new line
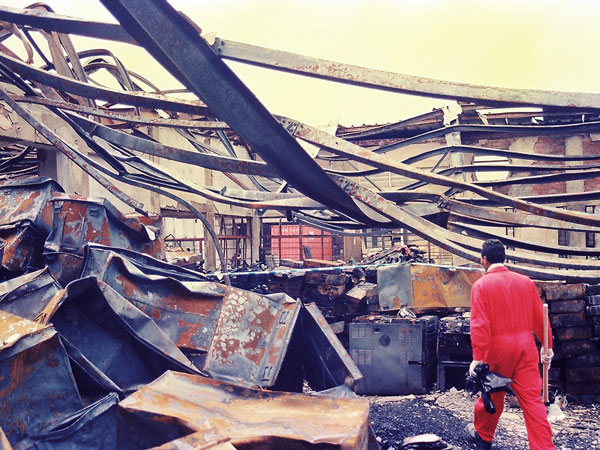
top-left (465, 423), bottom-right (492, 450)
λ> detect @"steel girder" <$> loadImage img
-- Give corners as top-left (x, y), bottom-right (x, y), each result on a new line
top-left (98, 0), bottom-right (385, 227)
top-left (279, 117), bottom-right (600, 228)
top-left (4, 5), bottom-right (600, 110)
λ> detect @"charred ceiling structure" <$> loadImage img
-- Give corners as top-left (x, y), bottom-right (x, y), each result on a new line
top-left (0, 1), bottom-right (599, 449)
top-left (0, 3), bottom-right (598, 284)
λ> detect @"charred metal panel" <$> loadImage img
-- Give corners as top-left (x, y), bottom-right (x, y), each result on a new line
top-left (0, 178), bottom-right (61, 236)
top-left (81, 249), bottom-right (225, 353)
top-left (350, 315), bottom-right (438, 395)
top-left (203, 289), bottom-right (300, 388)
top-left (80, 243), bottom-right (208, 282)
top-left (39, 277), bottom-right (199, 392)
top-left (301, 302), bottom-right (364, 391)
top-left (0, 178), bottom-right (62, 275)
top-left (0, 267), bottom-right (61, 321)
top-left (0, 313), bottom-right (82, 446)
top-left (378, 263), bottom-right (483, 311)
top-left (61, 336), bottom-right (124, 406)
top-left (117, 370), bottom-right (372, 450)
top-left (44, 196), bottom-right (164, 286)
top-left (14, 393), bottom-right (119, 450)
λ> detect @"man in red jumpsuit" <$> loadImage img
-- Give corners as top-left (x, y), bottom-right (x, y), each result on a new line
top-left (466, 239), bottom-right (555, 450)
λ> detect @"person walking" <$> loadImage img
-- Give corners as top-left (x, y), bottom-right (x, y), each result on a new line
top-left (466, 239), bottom-right (555, 450)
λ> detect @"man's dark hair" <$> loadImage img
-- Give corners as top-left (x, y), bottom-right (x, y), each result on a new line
top-left (481, 239), bottom-right (505, 264)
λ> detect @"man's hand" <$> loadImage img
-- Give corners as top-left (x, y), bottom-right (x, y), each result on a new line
top-left (469, 360), bottom-right (482, 377)
top-left (540, 347), bottom-right (554, 365)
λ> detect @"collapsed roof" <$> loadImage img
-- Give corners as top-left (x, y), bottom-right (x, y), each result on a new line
top-left (0, 2), bottom-right (599, 281)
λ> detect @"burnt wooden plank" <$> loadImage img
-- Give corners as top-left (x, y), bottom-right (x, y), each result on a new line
top-left (566, 367), bottom-right (600, 383)
top-left (304, 272), bottom-right (348, 286)
top-left (548, 367), bottom-right (563, 383)
top-left (565, 352), bottom-right (600, 369)
top-left (550, 312), bottom-right (588, 328)
top-left (554, 325), bottom-right (593, 341)
top-left (566, 382), bottom-right (600, 395)
top-left (545, 283), bottom-right (586, 301)
top-left (555, 339), bottom-right (597, 357)
top-left (549, 299), bottom-right (585, 313)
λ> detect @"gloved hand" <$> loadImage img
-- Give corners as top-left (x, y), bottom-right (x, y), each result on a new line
top-left (540, 347), bottom-right (554, 365)
top-left (469, 360), bottom-right (482, 377)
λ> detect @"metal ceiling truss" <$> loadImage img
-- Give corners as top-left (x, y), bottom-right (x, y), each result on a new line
top-left (0, 3), bottom-right (597, 281)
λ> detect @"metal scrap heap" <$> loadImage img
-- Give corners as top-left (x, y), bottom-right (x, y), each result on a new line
top-left (0, 177), bottom-right (374, 449)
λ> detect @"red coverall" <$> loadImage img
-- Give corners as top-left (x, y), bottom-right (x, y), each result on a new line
top-left (470, 265), bottom-right (554, 450)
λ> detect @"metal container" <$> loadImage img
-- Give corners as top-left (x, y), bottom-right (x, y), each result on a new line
top-left (350, 315), bottom-right (438, 395)
top-left (377, 262), bottom-right (483, 311)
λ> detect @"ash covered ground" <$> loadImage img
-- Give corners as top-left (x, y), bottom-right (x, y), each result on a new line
top-left (367, 389), bottom-right (600, 449)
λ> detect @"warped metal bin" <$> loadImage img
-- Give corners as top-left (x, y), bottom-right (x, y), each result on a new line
top-left (350, 315), bottom-right (438, 395)
top-left (377, 263), bottom-right (482, 311)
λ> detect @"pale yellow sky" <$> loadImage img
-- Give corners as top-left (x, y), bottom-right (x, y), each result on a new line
top-left (3, 1), bottom-right (600, 127)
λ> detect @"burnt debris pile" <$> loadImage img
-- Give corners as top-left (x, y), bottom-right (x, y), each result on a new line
top-left (0, 177), bottom-right (375, 450)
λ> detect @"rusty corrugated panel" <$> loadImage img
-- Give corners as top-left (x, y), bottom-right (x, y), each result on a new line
top-left (377, 263), bottom-right (483, 311)
top-left (0, 178), bottom-right (62, 274)
top-left (44, 195), bottom-right (164, 286)
top-left (14, 393), bottom-right (119, 450)
top-left (301, 302), bottom-right (364, 391)
top-left (0, 312), bottom-right (82, 446)
top-left (0, 267), bottom-right (61, 320)
top-left (37, 277), bottom-right (200, 391)
top-left (203, 289), bottom-right (300, 388)
top-left (81, 248), bottom-right (225, 355)
top-left (117, 371), bottom-right (373, 450)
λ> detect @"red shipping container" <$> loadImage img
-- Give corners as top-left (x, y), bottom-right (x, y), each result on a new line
top-left (271, 225), bottom-right (332, 260)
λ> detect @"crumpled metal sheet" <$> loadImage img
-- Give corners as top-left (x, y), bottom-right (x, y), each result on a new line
top-left (0, 178), bottom-right (63, 274)
top-left (14, 393), bottom-right (119, 450)
top-left (117, 370), bottom-right (373, 450)
top-left (44, 195), bottom-right (164, 286)
top-left (79, 246), bottom-right (225, 355)
top-left (36, 277), bottom-right (200, 392)
top-left (0, 267), bottom-right (61, 321)
top-left (377, 263), bottom-right (483, 311)
top-left (300, 302), bottom-right (364, 391)
top-left (203, 289), bottom-right (300, 388)
top-left (61, 336), bottom-right (124, 406)
top-left (0, 312), bottom-right (82, 446)
top-left (81, 243), bottom-right (208, 282)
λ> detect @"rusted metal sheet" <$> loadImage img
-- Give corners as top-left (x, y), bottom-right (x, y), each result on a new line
top-left (117, 370), bottom-right (373, 450)
top-left (60, 335), bottom-right (124, 406)
top-left (81, 247), bottom-right (225, 355)
top-left (0, 267), bottom-right (61, 321)
top-left (378, 263), bottom-right (483, 311)
top-left (37, 277), bottom-right (199, 391)
top-left (203, 289), bottom-right (300, 388)
top-left (80, 243), bottom-right (208, 281)
top-left (14, 393), bottom-right (119, 450)
top-left (301, 302), bottom-right (364, 391)
top-left (0, 312), bottom-right (83, 446)
top-left (44, 195), bottom-right (164, 286)
top-left (0, 178), bottom-right (62, 274)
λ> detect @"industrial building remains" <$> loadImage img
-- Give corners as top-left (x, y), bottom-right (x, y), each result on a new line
top-left (0, 2), bottom-right (599, 449)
